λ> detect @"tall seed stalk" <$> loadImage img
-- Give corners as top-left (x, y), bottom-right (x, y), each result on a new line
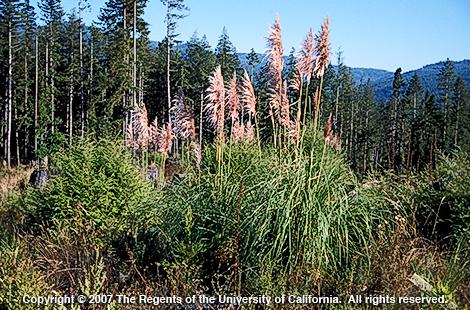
top-left (266, 16), bottom-right (284, 150)
top-left (205, 66), bottom-right (226, 179)
top-left (313, 17), bottom-right (331, 131)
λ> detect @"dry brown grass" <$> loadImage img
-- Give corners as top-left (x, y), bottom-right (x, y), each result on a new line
top-left (353, 216), bottom-right (470, 307)
top-left (0, 165), bottom-right (35, 193)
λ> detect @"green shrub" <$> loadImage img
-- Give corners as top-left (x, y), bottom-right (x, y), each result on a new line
top-left (415, 151), bottom-right (470, 241)
top-left (27, 139), bottom-right (160, 234)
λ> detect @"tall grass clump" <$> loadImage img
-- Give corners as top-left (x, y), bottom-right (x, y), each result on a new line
top-left (156, 132), bottom-right (401, 294)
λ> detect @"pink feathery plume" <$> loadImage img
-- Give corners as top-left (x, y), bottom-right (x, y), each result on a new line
top-left (245, 121), bottom-right (255, 143)
top-left (227, 71), bottom-right (240, 122)
top-left (324, 113), bottom-right (340, 150)
top-left (289, 119), bottom-right (299, 144)
top-left (149, 118), bottom-right (158, 151)
top-left (204, 65), bottom-right (226, 142)
top-left (135, 104), bottom-right (149, 149)
top-left (241, 69), bottom-right (257, 117)
top-left (232, 121), bottom-right (244, 142)
top-left (172, 89), bottom-right (196, 141)
top-left (297, 28), bottom-right (315, 84)
top-left (158, 123), bottom-right (173, 157)
top-left (290, 67), bottom-right (302, 91)
top-left (314, 17), bottom-right (331, 78)
top-left (266, 16), bottom-right (284, 124)
top-left (268, 83), bottom-right (282, 124)
top-left (127, 104), bottom-right (149, 150)
top-left (266, 16), bottom-right (284, 79)
top-left (313, 86), bottom-right (320, 116)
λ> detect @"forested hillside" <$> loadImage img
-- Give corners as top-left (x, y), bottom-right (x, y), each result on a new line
top-left (0, 0), bottom-right (469, 173)
top-left (0, 0), bottom-right (469, 308)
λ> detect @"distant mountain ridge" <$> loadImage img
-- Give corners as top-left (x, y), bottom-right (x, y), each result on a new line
top-left (236, 51), bottom-right (470, 102)
top-left (362, 60), bottom-right (470, 101)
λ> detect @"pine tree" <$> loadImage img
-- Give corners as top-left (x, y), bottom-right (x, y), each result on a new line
top-left (403, 73), bottom-right (424, 169)
top-left (215, 27), bottom-right (240, 81)
top-left (246, 47), bottom-right (260, 81)
top-left (78, 0), bottom-right (88, 137)
top-left (39, 0), bottom-right (64, 136)
top-left (419, 92), bottom-right (440, 168)
top-left (161, 0), bottom-right (188, 123)
top-left (63, 12), bottom-right (80, 145)
top-left (356, 81), bottom-right (378, 173)
top-left (438, 58), bottom-right (456, 150)
top-left (16, 0), bottom-right (36, 160)
top-left (388, 68), bottom-right (404, 171)
top-left (182, 34), bottom-right (215, 142)
top-left (99, 0), bottom-right (148, 134)
top-left (0, 0), bottom-right (21, 167)
top-left (452, 76), bottom-right (470, 150)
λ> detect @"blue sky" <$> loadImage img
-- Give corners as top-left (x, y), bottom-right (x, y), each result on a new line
top-left (31, 0), bottom-right (470, 72)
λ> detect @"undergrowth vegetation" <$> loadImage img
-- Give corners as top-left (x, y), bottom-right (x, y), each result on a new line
top-left (1, 137), bottom-right (469, 309)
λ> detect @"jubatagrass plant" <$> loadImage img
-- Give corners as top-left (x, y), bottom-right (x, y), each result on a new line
top-left (156, 131), bottom-right (403, 293)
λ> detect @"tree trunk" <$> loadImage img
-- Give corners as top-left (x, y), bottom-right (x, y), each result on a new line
top-left (363, 110), bottom-right (369, 173)
top-left (49, 25), bottom-right (55, 134)
top-left (123, 6), bottom-right (128, 140)
top-left (88, 35), bottom-right (94, 129)
top-left (79, 0), bottom-right (85, 137)
top-left (166, 1), bottom-right (171, 123)
top-left (6, 23), bottom-right (13, 168)
top-left (199, 91), bottom-right (203, 146)
top-left (34, 34), bottom-right (39, 156)
top-left (68, 81), bottom-right (74, 145)
top-left (24, 40), bottom-right (29, 160)
top-left (133, 0), bottom-right (137, 108)
top-left (15, 107), bottom-right (20, 166)
top-left (454, 98), bottom-right (460, 147)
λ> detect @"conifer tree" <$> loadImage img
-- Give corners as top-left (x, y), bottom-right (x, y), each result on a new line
top-left (0, 0), bottom-right (21, 167)
top-left (63, 12), bottom-right (80, 145)
top-left (404, 73), bottom-right (424, 169)
top-left (215, 27), bottom-right (240, 81)
top-left (14, 0), bottom-right (36, 160)
top-left (452, 76), bottom-right (470, 150)
top-left (39, 0), bottom-right (64, 136)
top-left (388, 68), bottom-right (404, 171)
top-left (246, 47), bottom-right (260, 81)
top-left (438, 58), bottom-right (456, 149)
top-left (161, 0), bottom-right (188, 123)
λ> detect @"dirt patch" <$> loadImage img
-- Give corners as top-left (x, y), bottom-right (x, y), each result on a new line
top-left (0, 166), bottom-right (35, 193)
